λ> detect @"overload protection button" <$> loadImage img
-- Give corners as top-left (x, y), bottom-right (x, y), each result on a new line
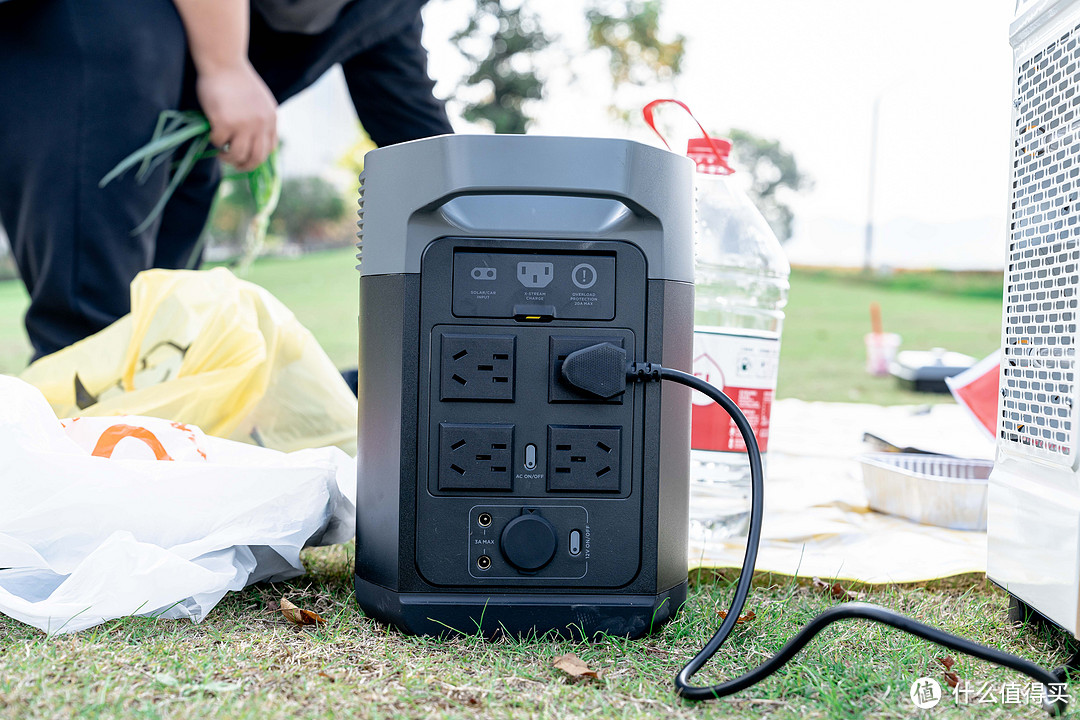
top-left (500, 512), bottom-right (557, 571)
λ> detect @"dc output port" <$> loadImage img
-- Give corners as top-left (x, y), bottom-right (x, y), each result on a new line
top-left (477, 513), bottom-right (492, 528)
top-left (477, 555), bottom-right (492, 570)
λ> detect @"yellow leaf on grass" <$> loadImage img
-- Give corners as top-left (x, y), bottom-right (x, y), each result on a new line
top-left (552, 653), bottom-right (601, 680)
top-left (280, 598), bottom-right (326, 626)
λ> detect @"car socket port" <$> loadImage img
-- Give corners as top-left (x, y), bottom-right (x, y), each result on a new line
top-left (476, 555), bottom-right (492, 570)
top-left (477, 512), bottom-right (493, 528)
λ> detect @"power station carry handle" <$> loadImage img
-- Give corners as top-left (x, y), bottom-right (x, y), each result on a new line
top-left (356, 134), bottom-right (695, 280)
top-left (400, 136), bottom-right (691, 219)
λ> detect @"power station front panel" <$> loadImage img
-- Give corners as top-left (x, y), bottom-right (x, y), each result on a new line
top-left (413, 237), bottom-right (650, 589)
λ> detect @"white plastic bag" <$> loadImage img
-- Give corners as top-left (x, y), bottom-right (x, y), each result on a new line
top-left (0, 376), bottom-right (356, 634)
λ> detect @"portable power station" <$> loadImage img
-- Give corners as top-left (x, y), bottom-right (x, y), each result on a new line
top-left (350, 133), bottom-right (1075, 712)
top-left (353, 134), bottom-right (694, 638)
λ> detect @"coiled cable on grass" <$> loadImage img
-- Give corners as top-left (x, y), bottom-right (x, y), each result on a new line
top-left (649, 366), bottom-right (1069, 716)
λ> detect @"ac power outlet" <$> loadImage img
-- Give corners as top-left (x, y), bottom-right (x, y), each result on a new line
top-left (440, 333), bottom-right (516, 401)
top-left (548, 336), bottom-right (625, 404)
top-left (439, 423), bottom-right (514, 490)
top-left (547, 425), bottom-right (622, 492)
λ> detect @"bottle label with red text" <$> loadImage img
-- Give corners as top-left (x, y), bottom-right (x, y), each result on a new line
top-left (691, 329), bottom-right (780, 453)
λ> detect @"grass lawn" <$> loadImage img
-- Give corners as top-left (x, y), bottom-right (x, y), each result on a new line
top-left (779, 269), bottom-right (1002, 404)
top-left (0, 250), bottom-right (1004, 408)
top-left (1, 547), bottom-right (1075, 720)
top-left (0, 249), bottom-right (363, 376)
top-left (0, 273), bottom-right (31, 374)
top-left (4, 252), bottom-right (1062, 720)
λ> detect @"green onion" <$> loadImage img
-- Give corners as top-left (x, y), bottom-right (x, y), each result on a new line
top-left (100, 111), bottom-right (281, 270)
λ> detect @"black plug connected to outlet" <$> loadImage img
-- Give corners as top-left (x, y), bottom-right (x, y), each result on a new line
top-left (548, 336), bottom-right (625, 403)
top-left (438, 423), bottom-right (514, 490)
top-left (547, 425), bottom-right (621, 492)
top-left (440, 333), bottom-right (516, 401)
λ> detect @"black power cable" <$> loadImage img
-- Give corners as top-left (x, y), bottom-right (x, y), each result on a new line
top-left (561, 343), bottom-right (1071, 717)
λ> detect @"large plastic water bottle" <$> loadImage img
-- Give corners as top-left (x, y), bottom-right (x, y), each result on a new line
top-left (687, 136), bottom-right (790, 540)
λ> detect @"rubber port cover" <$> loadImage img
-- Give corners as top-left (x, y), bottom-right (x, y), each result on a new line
top-left (500, 513), bottom-right (557, 571)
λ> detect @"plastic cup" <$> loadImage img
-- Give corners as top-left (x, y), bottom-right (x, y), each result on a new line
top-left (865, 332), bottom-right (901, 376)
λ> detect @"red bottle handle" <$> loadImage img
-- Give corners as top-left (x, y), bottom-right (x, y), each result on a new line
top-left (642, 98), bottom-right (732, 173)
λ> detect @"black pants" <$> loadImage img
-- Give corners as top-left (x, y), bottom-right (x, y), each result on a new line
top-left (0, 0), bottom-right (451, 360)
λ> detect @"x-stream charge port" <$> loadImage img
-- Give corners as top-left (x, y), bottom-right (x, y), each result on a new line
top-left (477, 513), bottom-right (492, 528)
top-left (476, 555), bottom-right (492, 570)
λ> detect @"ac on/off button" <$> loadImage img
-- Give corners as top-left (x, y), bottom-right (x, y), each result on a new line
top-left (569, 529), bottom-right (582, 556)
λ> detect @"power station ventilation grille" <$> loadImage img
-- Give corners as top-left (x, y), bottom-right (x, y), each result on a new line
top-left (356, 173), bottom-right (365, 265)
top-left (1002, 22), bottom-right (1080, 462)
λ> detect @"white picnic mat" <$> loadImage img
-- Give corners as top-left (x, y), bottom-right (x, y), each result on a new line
top-left (689, 399), bottom-right (995, 583)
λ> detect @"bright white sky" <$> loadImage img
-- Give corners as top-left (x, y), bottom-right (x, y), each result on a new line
top-left (282, 0), bottom-right (1019, 269)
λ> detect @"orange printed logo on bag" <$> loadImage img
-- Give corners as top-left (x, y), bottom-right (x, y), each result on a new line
top-left (90, 425), bottom-right (174, 461)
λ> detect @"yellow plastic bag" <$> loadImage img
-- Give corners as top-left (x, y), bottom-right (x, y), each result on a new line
top-left (20, 268), bottom-right (357, 455)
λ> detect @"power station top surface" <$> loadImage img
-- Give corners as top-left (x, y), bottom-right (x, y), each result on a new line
top-left (355, 134), bottom-right (694, 283)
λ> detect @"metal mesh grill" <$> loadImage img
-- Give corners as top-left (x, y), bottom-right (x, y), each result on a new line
top-left (1003, 25), bottom-right (1080, 459)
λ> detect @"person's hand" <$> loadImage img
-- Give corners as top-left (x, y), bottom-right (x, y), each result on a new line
top-left (196, 61), bottom-right (277, 172)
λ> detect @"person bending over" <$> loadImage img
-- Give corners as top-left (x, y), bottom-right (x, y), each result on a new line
top-left (0, 0), bottom-right (452, 360)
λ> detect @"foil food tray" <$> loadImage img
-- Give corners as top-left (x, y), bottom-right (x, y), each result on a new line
top-left (858, 453), bottom-right (991, 531)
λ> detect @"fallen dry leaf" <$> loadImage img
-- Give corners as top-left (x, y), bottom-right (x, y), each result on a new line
top-left (937, 656), bottom-right (960, 688)
top-left (552, 653), bottom-right (601, 680)
top-left (718, 609), bottom-right (757, 624)
top-left (811, 577), bottom-right (865, 601)
top-left (280, 598), bottom-right (326, 627)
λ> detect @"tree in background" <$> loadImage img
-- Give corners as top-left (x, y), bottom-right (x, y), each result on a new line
top-left (725, 128), bottom-right (812, 243)
top-left (453, 1), bottom-right (683, 131)
top-left (208, 176), bottom-right (348, 251)
top-left (449, 3), bottom-right (808, 243)
top-left (270, 177), bottom-right (347, 244)
top-left (338, 124), bottom-right (378, 178)
top-left (208, 179), bottom-right (256, 249)
top-left (452, 0), bottom-right (552, 133)
top-left (585, 0), bottom-right (685, 121)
